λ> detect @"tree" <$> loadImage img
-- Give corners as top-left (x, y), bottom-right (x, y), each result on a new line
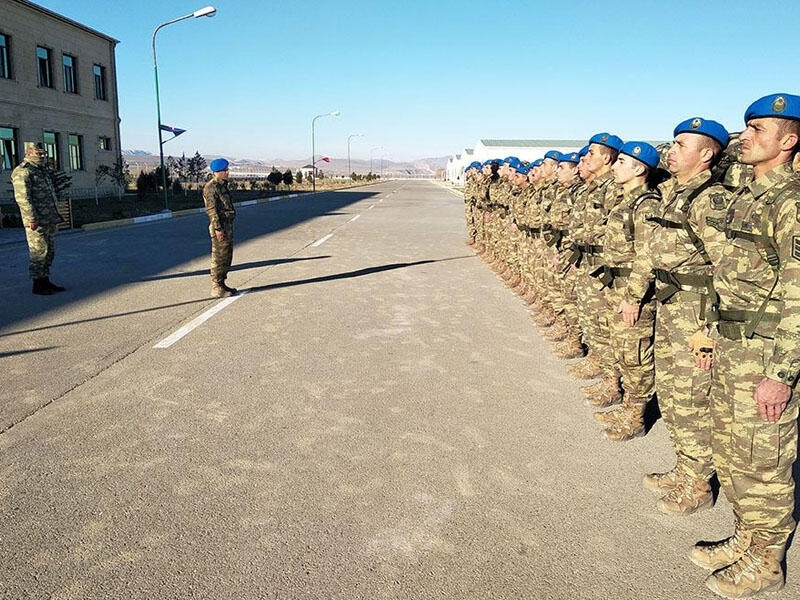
top-left (296, 170), bottom-right (303, 184)
top-left (96, 155), bottom-right (130, 199)
top-left (187, 151), bottom-right (208, 183)
top-left (167, 153), bottom-right (189, 186)
top-left (282, 169), bottom-right (294, 187)
top-left (136, 170), bottom-right (159, 197)
top-left (267, 168), bottom-right (283, 188)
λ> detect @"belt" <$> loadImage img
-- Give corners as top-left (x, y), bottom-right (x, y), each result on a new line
top-left (713, 309), bottom-right (780, 340)
top-left (591, 265), bottom-right (632, 288)
top-left (653, 268), bottom-right (712, 303)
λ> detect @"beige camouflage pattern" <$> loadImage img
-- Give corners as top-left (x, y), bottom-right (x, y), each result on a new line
top-left (204, 177), bottom-right (236, 284)
top-left (711, 161), bottom-right (800, 548)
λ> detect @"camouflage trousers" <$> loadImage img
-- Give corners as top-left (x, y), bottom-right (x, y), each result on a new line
top-left (560, 263), bottom-right (580, 333)
top-left (464, 202), bottom-right (478, 241)
top-left (606, 281), bottom-right (655, 400)
top-left (710, 331), bottom-right (798, 547)
top-left (577, 265), bottom-right (616, 375)
top-left (654, 291), bottom-right (714, 481)
top-left (209, 221), bottom-right (234, 283)
top-left (24, 224), bottom-right (56, 279)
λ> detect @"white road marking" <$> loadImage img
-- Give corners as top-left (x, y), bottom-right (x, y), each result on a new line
top-left (368, 204), bottom-right (375, 210)
top-left (348, 214), bottom-right (361, 223)
top-left (154, 292), bottom-right (248, 348)
top-left (311, 233), bottom-right (334, 247)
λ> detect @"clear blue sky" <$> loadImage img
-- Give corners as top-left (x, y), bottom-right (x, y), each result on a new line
top-left (33, 0), bottom-right (800, 161)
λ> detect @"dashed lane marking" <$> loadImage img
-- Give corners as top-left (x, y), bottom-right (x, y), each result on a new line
top-left (154, 291), bottom-right (248, 348)
top-left (311, 233), bottom-right (334, 247)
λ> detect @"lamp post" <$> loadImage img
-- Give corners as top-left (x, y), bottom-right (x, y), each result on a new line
top-left (311, 110), bottom-right (340, 192)
top-left (369, 145), bottom-right (384, 177)
top-left (347, 133), bottom-right (364, 179)
top-left (152, 5), bottom-right (216, 211)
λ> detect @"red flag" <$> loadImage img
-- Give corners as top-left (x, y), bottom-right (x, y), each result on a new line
top-left (320, 156), bottom-right (331, 163)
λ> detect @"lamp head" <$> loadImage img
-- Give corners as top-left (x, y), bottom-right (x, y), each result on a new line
top-left (330, 110), bottom-right (341, 117)
top-left (193, 6), bottom-right (216, 18)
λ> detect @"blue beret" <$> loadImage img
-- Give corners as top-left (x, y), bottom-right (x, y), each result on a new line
top-left (210, 158), bottom-right (229, 172)
top-left (558, 151), bottom-right (580, 164)
top-left (579, 145), bottom-right (589, 157)
top-left (673, 117), bottom-right (729, 148)
top-left (504, 157), bottom-right (522, 169)
top-left (618, 141), bottom-right (660, 169)
top-left (532, 159), bottom-right (543, 167)
top-left (483, 159), bottom-right (501, 166)
top-left (466, 161), bottom-right (482, 170)
top-left (516, 164), bottom-right (530, 175)
top-left (744, 93), bottom-right (800, 123)
top-left (543, 150), bottom-right (561, 161)
top-left (589, 132), bottom-right (623, 152)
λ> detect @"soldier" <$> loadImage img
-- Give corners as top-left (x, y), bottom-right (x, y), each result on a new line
top-left (690, 93), bottom-right (800, 599)
top-left (531, 150), bottom-right (563, 328)
top-left (594, 142), bottom-right (661, 441)
top-left (11, 142), bottom-right (66, 295)
top-left (463, 161), bottom-right (483, 245)
top-left (620, 118), bottom-right (730, 515)
top-left (203, 158), bottom-right (237, 298)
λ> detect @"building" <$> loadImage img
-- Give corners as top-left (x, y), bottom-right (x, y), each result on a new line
top-left (446, 139), bottom-right (585, 185)
top-left (0, 0), bottom-right (121, 203)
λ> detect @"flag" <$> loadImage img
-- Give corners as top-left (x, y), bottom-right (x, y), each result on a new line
top-left (160, 124), bottom-right (186, 136)
top-left (320, 156), bottom-right (330, 163)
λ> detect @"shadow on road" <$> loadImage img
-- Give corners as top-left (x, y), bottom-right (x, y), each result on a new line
top-left (0, 346), bottom-right (58, 358)
top-left (139, 256), bottom-right (331, 282)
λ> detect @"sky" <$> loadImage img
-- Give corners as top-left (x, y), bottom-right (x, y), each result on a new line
top-left (30, 0), bottom-right (800, 162)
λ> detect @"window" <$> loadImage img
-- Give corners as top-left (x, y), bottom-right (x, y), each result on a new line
top-left (0, 127), bottom-right (17, 171)
top-left (68, 134), bottom-right (83, 170)
top-left (36, 46), bottom-right (52, 88)
top-left (43, 131), bottom-right (59, 170)
top-left (63, 54), bottom-right (77, 93)
top-left (98, 136), bottom-right (111, 151)
top-left (0, 34), bottom-right (11, 79)
top-left (93, 64), bottom-right (106, 100)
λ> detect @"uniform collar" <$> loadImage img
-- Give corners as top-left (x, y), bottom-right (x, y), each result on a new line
top-left (746, 162), bottom-right (795, 200)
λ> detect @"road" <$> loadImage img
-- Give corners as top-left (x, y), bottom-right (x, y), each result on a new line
top-left (1, 180), bottom-right (797, 599)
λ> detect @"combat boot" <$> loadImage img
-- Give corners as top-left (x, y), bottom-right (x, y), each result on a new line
top-left (569, 355), bottom-right (604, 379)
top-left (554, 337), bottom-right (584, 359)
top-left (603, 402), bottom-right (646, 441)
top-left (657, 476), bottom-right (713, 516)
top-left (221, 281), bottom-right (237, 294)
top-left (534, 307), bottom-right (556, 327)
top-left (690, 527), bottom-right (752, 571)
top-left (704, 541), bottom-right (784, 598)
top-left (32, 278), bottom-right (53, 295)
top-left (543, 318), bottom-right (569, 341)
top-left (44, 277), bottom-right (66, 292)
top-left (593, 405), bottom-right (623, 424)
top-left (642, 465), bottom-right (685, 494)
top-left (210, 282), bottom-right (232, 298)
top-left (584, 376), bottom-right (622, 407)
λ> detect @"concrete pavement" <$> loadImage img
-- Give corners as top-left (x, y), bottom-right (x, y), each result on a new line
top-left (0, 181), bottom-right (797, 599)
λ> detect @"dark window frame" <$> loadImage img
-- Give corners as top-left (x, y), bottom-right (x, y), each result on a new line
top-left (62, 53), bottom-right (77, 94)
top-left (93, 64), bottom-right (107, 101)
top-left (68, 133), bottom-right (83, 171)
top-left (0, 126), bottom-right (18, 172)
top-left (36, 45), bottom-right (53, 88)
top-left (43, 130), bottom-right (59, 170)
top-left (0, 33), bottom-right (11, 79)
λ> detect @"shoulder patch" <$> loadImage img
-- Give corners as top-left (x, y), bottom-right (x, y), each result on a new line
top-left (794, 236), bottom-right (800, 261)
top-left (796, 201), bottom-right (800, 224)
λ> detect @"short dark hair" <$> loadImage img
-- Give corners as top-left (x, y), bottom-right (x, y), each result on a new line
top-left (777, 119), bottom-right (800, 154)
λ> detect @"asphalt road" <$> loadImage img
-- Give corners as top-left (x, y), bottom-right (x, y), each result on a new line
top-left (0, 180), bottom-right (797, 599)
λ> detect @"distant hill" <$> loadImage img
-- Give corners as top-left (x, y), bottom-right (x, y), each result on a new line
top-left (121, 151), bottom-right (448, 177)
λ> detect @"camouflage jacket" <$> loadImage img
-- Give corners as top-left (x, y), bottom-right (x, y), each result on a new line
top-left (624, 170), bottom-right (729, 305)
top-left (566, 181), bottom-right (590, 245)
top-left (487, 178), bottom-right (511, 212)
top-left (508, 183), bottom-right (528, 222)
top-left (203, 178), bottom-right (235, 230)
top-left (580, 171), bottom-right (617, 249)
top-left (11, 158), bottom-right (61, 226)
top-left (713, 162), bottom-right (800, 385)
top-left (603, 183), bottom-right (661, 269)
top-left (545, 180), bottom-right (578, 249)
top-left (474, 177), bottom-right (490, 210)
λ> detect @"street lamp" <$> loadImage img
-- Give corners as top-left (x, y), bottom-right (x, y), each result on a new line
top-left (369, 145), bottom-right (384, 177)
top-left (152, 6), bottom-right (217, 211)
top-left (311, 110), bottom-right (340, 192)
top-left (347, 133), bottom-right (364, 179)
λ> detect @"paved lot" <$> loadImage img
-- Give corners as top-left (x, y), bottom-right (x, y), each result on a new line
top-left (0, 181), bottom-right (798, 599)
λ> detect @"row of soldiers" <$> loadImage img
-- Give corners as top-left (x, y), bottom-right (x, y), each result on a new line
top-left (462, 93), bottom-right (800, 599)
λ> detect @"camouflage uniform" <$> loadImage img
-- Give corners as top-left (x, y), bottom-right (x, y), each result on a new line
top-left (625, 171), bottom-right (728, 497)
top-left (710, 162), bottom-right (800, 553)
top-left (463, 172), bottom-right (480, 243)
top-left (203, 177), bottom-right (236, 285)
top-left (11, 156), bottom-right (63, 279)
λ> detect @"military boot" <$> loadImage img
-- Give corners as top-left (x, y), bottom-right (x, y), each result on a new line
top-left (554, 336), bottom-right (584, 359)
top-left (584, 376), bottom-right (622, 408)
top-left (32, 278), bottom-right (53, 295)
top-left (221, 281), bottom-right (237, 294)
top-left (534, 307), bottom-right (556, 327)
top-left (690, 527), bottom-right (752, 571)
top-left (658, 476), bottom-right (713, 516)
top-left (44, 277), bottom-right (66, 292)
top-left (569, 355), bottom-right (604, 379)
top-left (642, 465), bottom-right (685, 494)
top-left (603, 402), bottom-right (646, 441)
top-left (543, 318), bottom-right (569, 341)
top-left (593, 405), bottom-right (623, 424)
top-left (704, 541), bottom-right (784, 598)
top-left (210, 282), bottom-right (232, 298)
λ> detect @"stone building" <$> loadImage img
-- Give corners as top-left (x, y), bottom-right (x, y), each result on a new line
top-left (0, 0), bottom-right (121, 202)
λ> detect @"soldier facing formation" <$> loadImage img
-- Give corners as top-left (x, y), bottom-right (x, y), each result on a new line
top-left (462, 92), bottom-right (800, 600)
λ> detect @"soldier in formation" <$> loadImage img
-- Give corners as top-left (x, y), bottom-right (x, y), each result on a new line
top-left (461, 92), bottom-right (800, 599)
top-left (203, 158), bottom-right (238, 298)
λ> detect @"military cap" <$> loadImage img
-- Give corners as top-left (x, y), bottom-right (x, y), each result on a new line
top-left (504, 156), bottom-right (522, 170)
top-left (24, 141), bottom-right (46, 153)
top-left (532, 159), bottom-right (543, 167)
top-left (673, 117), bottom-right (730, 147)
top-left (558, 151), bottom-right (580, 164)
top-left (210, 158), bottom-right (229, 172)
top-left (589, 132), bottom-right (623, 152)
top-left (543, 150), bottom-right (561, 161)
top-left (618, 141), bottom-right (660, 169)
top-left (466, 161), bottom-right (482, 170)
top-left (744, 93), bottom-right (800, 123)
top-left (578, 145), bottom-right (589, 157)
top-left (516, 164), bottom-right (530, 175)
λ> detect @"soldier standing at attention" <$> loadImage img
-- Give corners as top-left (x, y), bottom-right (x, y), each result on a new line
top-left (11, 142), bottom-right (65, 295)
top-left (204, 158), bottom-right (237, 298)
top-left (620, 118), bottom-right (730, 516)
top-left (691, 93), bottom-right (800, 599)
